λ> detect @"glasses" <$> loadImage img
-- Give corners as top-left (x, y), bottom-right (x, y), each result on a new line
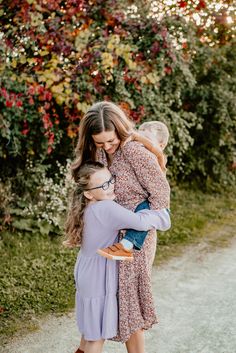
top-left (85, 175), bottom-right (116, 191)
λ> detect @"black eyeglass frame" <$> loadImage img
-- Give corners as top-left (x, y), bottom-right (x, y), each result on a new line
top-left (84, 175), bottom-right (116, 191)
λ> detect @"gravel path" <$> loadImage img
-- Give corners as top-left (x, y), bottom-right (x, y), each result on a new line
top-left (2, 237), bottom-right (236, 353)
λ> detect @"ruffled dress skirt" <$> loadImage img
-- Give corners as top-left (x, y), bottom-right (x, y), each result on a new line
top-left (74, 251), bottom-right (118, 341)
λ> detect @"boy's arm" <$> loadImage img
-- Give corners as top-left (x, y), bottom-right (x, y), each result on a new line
top-left (122, 141), bottom-right (170, 210)
top-left (127, 132), bottom-right (167, 173)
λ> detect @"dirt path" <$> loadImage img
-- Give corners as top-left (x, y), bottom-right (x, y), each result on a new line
top-left (1, 236), bottom-right (236, 353)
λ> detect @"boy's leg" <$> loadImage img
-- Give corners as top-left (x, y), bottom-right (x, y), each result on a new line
top-left (121, 200), bottom-right (150, 250)
top-left (97, 200), bottom-right (150, 261)
top-left (121, 229), bottom-right (147, 250)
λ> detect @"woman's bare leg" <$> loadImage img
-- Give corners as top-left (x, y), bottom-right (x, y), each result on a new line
top-left (85, 339), bottom-right (104, 353)
top-left (125, 330), bottom-right (145, 353)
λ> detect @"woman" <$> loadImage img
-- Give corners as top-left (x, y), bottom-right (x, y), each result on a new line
top-left (72, 101), bottom-right (170, 353)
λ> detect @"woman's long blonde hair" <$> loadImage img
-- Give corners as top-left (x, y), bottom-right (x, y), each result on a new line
top-left (63, 161), bottom-right (105, 248)
top-left (71, 101), bottom-right (134, 182)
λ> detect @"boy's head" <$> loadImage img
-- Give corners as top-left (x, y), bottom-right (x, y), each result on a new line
top-left (138, 121), bottom-right (169, 150)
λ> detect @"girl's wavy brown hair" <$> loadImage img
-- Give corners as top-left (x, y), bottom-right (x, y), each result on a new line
top-left (63, 161), bottom-right (105, 248)
top-left (71, 101), bottom-right (134, 182)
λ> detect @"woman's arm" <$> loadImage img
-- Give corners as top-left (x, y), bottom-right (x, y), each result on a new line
top-left (122, 141), bottom-right (170, 210)
top-left (93, 200), bottom-right (171, 232)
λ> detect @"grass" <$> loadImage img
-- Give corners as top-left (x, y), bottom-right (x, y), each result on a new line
top-left (0, 187), bottom-right (236, 343)
top-left (155, 187), bottom-right (236, 265)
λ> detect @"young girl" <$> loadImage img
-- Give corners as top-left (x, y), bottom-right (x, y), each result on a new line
top-left (64, 161), bottom-right (170, 353)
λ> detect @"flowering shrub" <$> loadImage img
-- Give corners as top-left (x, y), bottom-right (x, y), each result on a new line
top-left (10, 160), bottom-right (75, 235)
top-left (0, 75), bottom-right (66, 180)
top-left (0, 180), bottom-right (14, 230)
top-left (0, 159), bottom-right (74, 235)
top-left (0, 0), bottom-right (235, 188)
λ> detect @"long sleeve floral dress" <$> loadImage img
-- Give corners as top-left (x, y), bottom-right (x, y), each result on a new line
top-left (97, 140), bottom-right (170, 343)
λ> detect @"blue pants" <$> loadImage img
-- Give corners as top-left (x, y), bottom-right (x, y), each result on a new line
top-left (123, 200), bottom-right (150, 250)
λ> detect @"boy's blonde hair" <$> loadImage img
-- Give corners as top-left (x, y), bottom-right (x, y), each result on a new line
top-left (139, 121), bottom-right (169, 147)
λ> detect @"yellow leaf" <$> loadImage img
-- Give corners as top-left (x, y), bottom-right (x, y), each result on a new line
top-left (65, 97), bottom-right (71, 106)
top-left (0, 63), bottom-right (6, 72)
top-left (30, 12), bottom-right (43, 27)
top-left (107, 34), bottom-right (120, 51)
top-left (67, 128), bottom-right (77, 139)
top-left (51, 84), bottom-right (64, 94)
top-left (77, 102), bottom-right (90, 113)
top-left (38, 71), bottom-right (60, 83)
top-left (11, 59), bottom-right (17, 68)
top-left (75, 29), bottom-right (91, 52)
top-left (20, 56), bottom-right (27, 64)
top-left (55, 95), bottom-right (65, 105)
top-left (146, 72), bottom-right (160, 84)
top-left (39, 50), bottom-right (49, 56)
top-left (65, 88), bottom-right (72, 95)
top-left (141, 76), bottom-right (148, 84)
top-left (27, 0), bottom-right (35, 4)
top-left (126, 59), bottom-right (137, 71)
top-left (45, 79), bottom-right (54, 88)
top-left (35, 4), bottom-right (43, 11)
top-left (27, 58), bottom-right (36, 65)
top-left (20, 73), bottom-right (35, 83)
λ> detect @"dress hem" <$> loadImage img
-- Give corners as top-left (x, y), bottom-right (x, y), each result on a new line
top-left (109, 318), bottom-right (158, 343)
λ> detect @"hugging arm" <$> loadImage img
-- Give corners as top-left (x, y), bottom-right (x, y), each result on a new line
top-left (101, 201), bottom-right (170, 233)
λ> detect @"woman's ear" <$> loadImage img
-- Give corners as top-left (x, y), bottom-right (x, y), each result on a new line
top-left (83, 191), bottom-right (93, 200)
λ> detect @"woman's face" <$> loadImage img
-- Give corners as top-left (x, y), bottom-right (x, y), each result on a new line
top-left (84, 168), bottom-right (116, 202)
top-left (92, 130), bottom-right (120, 155)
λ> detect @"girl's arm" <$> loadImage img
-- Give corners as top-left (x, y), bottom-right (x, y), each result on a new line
top-left (122, 141), bottom-right (170, 210)
top-left (93, 200), bottom-right (171, 232)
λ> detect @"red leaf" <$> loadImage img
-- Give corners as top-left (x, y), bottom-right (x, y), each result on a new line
top-left (16, 100), bottom-right (23, 107)
top-left (5, 100), bottom-right (13, 108)
top-left (179, 1), bottom-right (187, 8)
top-left (196, 0), bottom-right (206, 10)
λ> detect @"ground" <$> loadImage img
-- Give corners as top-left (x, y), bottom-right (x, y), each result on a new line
top-left (1, 228), bottom-right (236, 353)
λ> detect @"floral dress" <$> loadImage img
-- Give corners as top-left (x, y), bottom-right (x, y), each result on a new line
top-left (98, 140), bottom-right (170, 343)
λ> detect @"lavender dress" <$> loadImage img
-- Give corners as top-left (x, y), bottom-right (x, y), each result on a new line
top-left (74, 200), bottom-right (170, 341)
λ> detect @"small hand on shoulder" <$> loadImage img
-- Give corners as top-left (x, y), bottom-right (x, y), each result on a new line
top-left (121, 131), bottom-right (167, 173)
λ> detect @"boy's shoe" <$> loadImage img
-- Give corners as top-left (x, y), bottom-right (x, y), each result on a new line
top-left (97, 243), bottom-right (133, 261)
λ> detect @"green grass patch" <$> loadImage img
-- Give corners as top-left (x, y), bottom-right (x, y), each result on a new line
top-left (155, 187), bottom-right (236, 265)
top-left (0, 232), bottom-right (77, 343)
top-left (1, 187), bottom-right (236, 342)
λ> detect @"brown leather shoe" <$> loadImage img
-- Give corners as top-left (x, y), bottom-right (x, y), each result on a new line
top-left (97, 243), bottom-right (133, 261)
top-left (74, 348), bottom-right (84, 353)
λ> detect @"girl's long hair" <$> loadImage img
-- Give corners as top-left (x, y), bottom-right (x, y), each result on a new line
top-left (63, 161), bottom-right (105, 248)
top-left (71, 101), bottom-right (134, 182)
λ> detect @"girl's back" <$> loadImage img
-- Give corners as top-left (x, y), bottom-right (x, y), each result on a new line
top-left (80, 200), bottom-right (120, 256)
